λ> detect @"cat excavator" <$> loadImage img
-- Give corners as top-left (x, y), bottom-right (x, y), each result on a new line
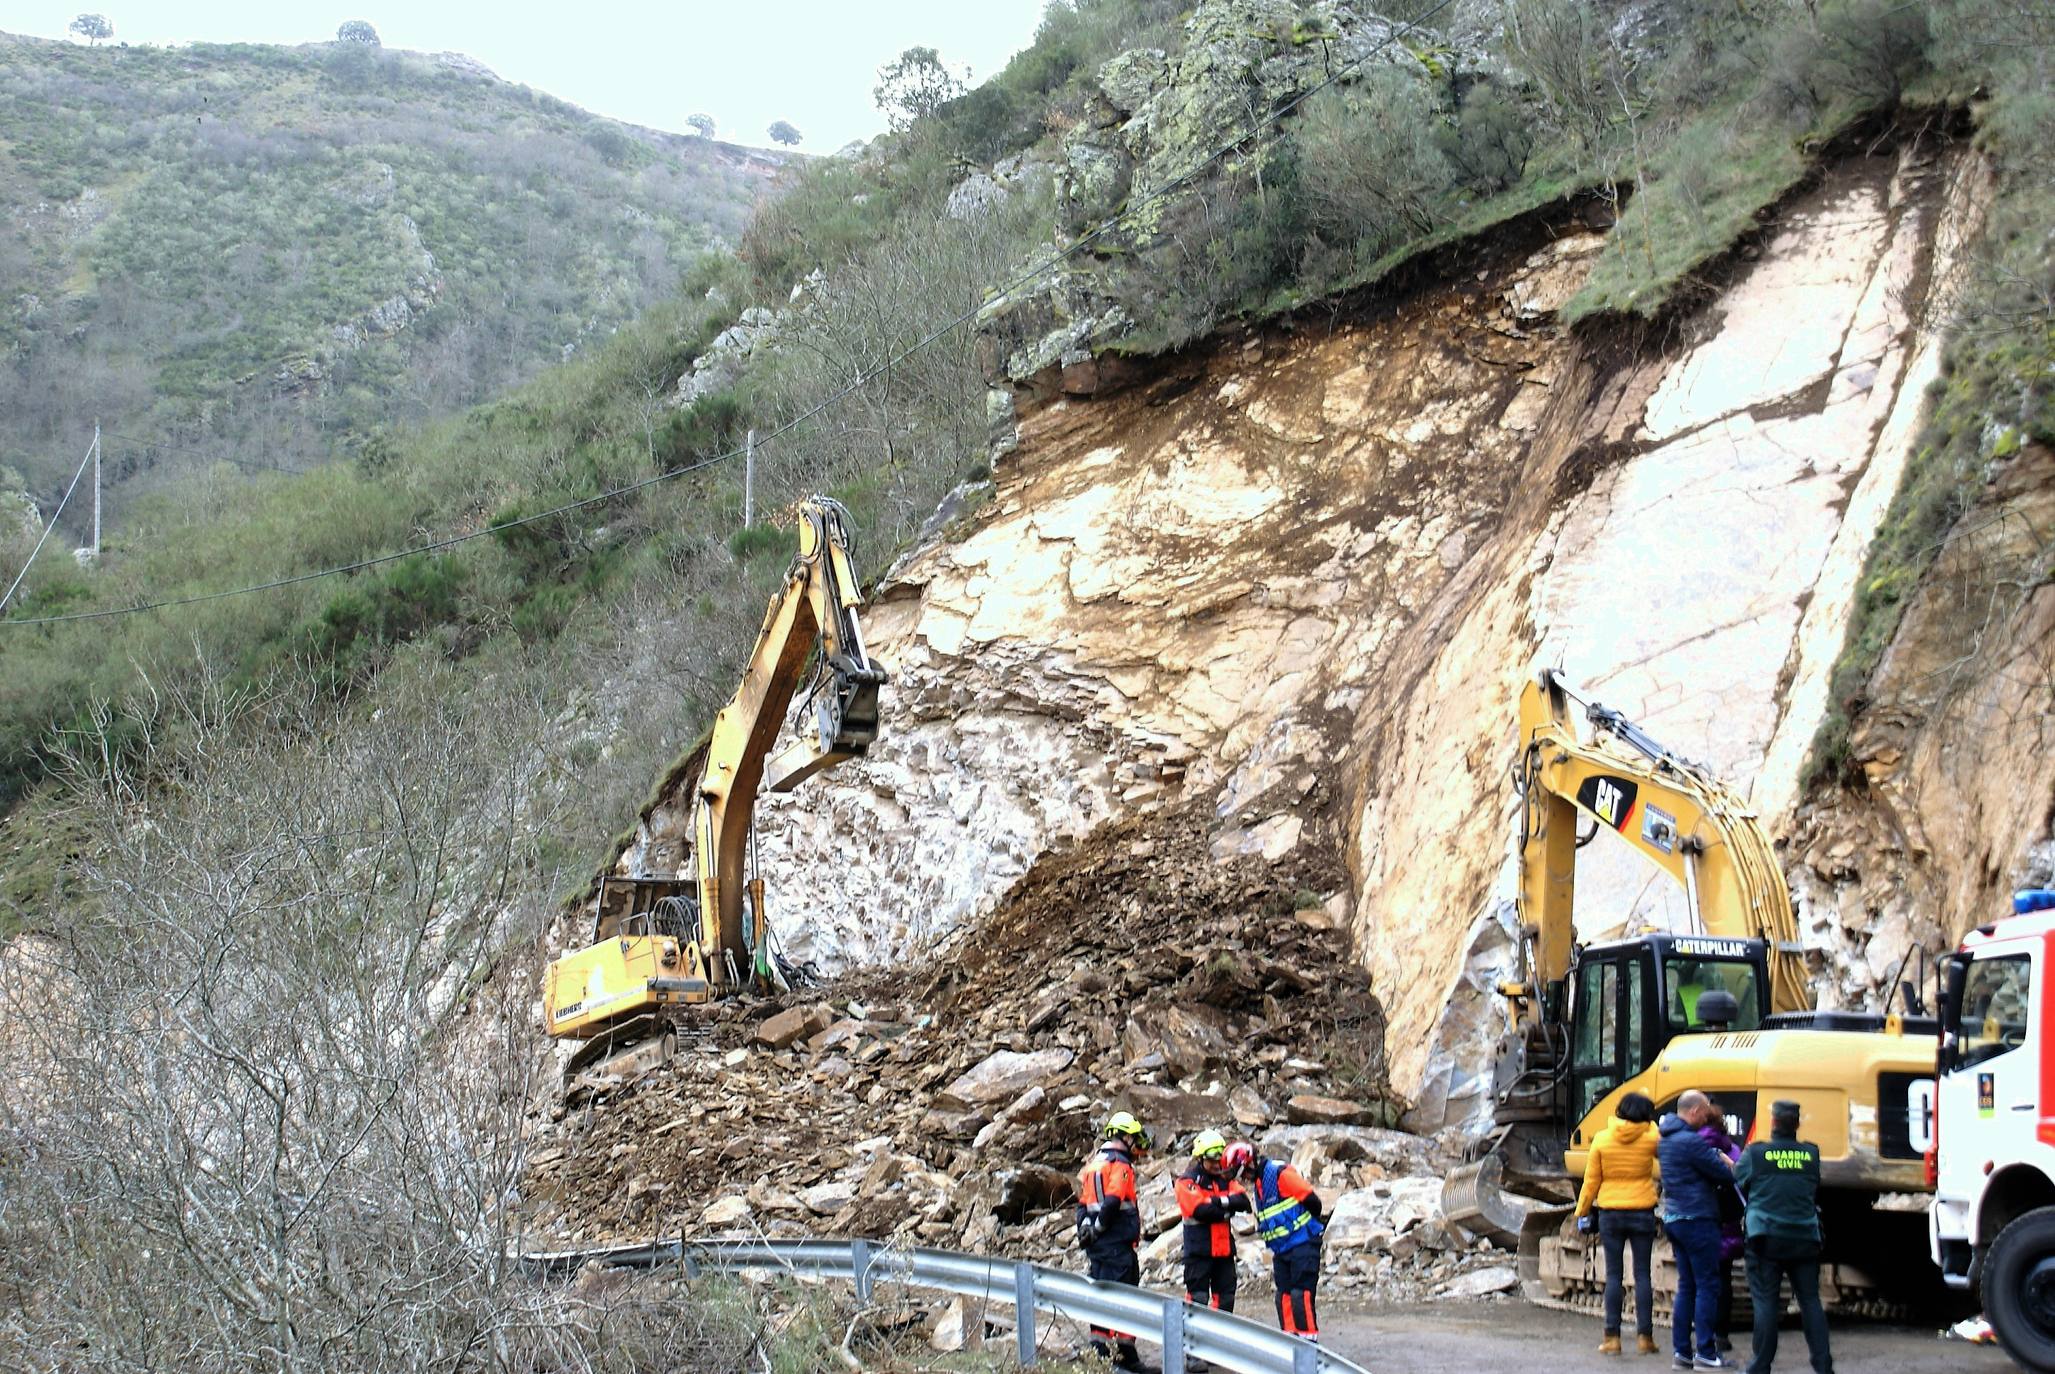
top-left (1443, 669), bottom-right (1941, 1314)
top-left (542, 497), bottom-right (885, 1084)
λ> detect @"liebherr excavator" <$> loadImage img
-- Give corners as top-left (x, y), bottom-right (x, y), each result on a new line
top-left (1443, 670), bottom-right (1940, 1314)
top-left (542, 497), bottom-right (885, 1081)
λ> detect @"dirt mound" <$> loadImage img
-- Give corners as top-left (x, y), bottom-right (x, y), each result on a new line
top-left (521, 801), bottom-right (1389, 1266)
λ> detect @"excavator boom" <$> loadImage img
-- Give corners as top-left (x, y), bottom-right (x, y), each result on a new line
top-left (1515, 669), bottom-right (1806, 1014)
top-left (541, 498), bottom-right (885, 1063)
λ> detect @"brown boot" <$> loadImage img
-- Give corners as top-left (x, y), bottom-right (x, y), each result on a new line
top-left (1638, 1334), bottom-right (1660, 1356)
top-left (1600, 1333), bottom-right (1623, 1355)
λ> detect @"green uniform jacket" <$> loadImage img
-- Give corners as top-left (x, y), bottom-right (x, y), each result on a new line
top-left (1734, 1133), bottom-right (1823, 1246)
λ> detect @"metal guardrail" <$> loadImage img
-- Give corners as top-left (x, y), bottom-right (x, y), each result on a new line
top-left (518, 1235), bottom-right (1371, 1374)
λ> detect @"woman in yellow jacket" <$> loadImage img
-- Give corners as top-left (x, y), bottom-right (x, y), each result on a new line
top-left (1575, 1092), bottom-right (1660, 1355)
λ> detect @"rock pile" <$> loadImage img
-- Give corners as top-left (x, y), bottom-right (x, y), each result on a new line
top-left (523, 806), bottom-right (1517, 1303)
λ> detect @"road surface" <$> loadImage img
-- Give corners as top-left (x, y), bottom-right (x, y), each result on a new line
top-left (1322, 1297), bottom-right (2014, 1374)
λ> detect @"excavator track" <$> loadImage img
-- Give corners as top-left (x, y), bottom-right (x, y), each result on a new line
top-left (561, 1013), bottom-right (716, 1090)
top-left (1518, 1204), bottom-right (1931, 1323)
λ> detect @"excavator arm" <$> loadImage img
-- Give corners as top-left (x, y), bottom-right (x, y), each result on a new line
top-left (691, 497), bottom-right (884, 989)
top-left (1451, 670), bottom-right (1939, 1317)
top-left (1514, 669), bottom-right (1806, 1015)
top-left (542, 497), bottom-right (885, 1052)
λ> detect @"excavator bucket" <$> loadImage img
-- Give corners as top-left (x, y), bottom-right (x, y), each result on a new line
top-left (1442, 1153), bottom-right (1538, 1247)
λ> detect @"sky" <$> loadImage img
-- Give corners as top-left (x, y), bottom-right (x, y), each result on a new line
top-left (9, 0), bottom-right (1052, 149)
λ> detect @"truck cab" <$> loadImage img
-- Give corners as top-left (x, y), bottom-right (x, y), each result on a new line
top-left (1931, 891), bottom-right (2055, 1370)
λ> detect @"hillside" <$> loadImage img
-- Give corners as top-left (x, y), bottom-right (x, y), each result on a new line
top-left (1, 0), bottom-right (2053, 1369)
top-left (0, 31), bottom-right (779, 502)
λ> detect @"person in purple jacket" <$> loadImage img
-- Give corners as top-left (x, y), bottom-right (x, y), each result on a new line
top-left (1694, 993), bottom-right (1747, 1351)
top-left (1698, 1101), bottom-right (1745, 1349)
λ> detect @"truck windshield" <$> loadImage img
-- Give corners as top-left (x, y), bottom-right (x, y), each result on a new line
top-left (1954, 954), bottom-right (2031, 1069)
top-left (1664, 957), bottom-right (1762, 1031)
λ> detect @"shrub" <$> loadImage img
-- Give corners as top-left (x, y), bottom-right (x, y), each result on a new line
top-left (1438, 83), bottom-right (1535, 193)
top-left (1293, 73), bottom-right (1455, 263)
top-left (659, 392), bottom-right (746, 474)
top-left (1766, 0), bottom-right (1933, 121)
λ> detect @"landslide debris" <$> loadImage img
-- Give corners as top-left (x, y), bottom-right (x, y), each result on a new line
top-left (524, 803), bottom-right (1517, 1303)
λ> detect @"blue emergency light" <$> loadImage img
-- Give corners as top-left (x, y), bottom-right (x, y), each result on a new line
top-left (2014, 889), bottom-right (2055, 915)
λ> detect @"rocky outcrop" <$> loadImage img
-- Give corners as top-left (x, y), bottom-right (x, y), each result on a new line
top-left (978, 0), bottom-right (1471, 386)
top-left (1350, 144), bottom-right (1989, 1125)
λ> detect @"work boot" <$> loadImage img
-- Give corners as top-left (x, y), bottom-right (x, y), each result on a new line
top-left (1638, 1334), bottom-right (1660, 1355)
top-left (1115, 1341), bottom-right (1152, 1373)
top-left (1600, 1333), bottom-right (1623, 1355)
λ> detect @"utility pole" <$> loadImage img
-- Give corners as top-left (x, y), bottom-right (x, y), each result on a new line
top-left (90, 421), bottom-right (101, 558)
top-left (743, 428), bottom-right (756, 528)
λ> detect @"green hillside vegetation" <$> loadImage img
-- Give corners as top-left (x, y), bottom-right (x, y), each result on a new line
top-left (2, 0), bottom-right (2047, 849)
top-left (0, 31), bottom-right (773, 501)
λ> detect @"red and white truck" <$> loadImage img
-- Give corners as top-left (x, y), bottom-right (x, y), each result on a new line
top-left (1931, 889), bottom-right (2055, 1371)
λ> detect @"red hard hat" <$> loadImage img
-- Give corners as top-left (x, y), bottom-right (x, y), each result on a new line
top-left (1223, 1141), bottom-right (1256, 1176)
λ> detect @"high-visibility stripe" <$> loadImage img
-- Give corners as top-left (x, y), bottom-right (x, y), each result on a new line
top-left (1255, 1161), bottom-right (1322, 1252)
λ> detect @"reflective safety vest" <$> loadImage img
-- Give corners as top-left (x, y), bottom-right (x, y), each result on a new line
top-left (1077, 1144), bottom-right (1140, 1251)
top-left (1254, 1159), bottom-right (1322, 1254)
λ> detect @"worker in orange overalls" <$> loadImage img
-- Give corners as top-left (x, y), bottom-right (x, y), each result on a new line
top-left (1231, 1142), bottom-right (1325, 1343)
top-left (1175, 1128), bottom-right (1252, 1313)
top-left (1077, 1111), bottom-right (1153, 1371)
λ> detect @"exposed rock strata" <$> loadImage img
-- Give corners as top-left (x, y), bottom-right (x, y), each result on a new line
top-left (612, 143), bottom-right (1993, 1136)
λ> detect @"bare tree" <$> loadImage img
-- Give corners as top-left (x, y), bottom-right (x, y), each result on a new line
top-left (1500, 0), bottom-right (1629, 152)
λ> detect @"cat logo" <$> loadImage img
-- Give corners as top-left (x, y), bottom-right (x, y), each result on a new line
top-left (1577, 774), bottom-right (1640, 833)
top-left (1594, 780), bottom-right (1624, 825)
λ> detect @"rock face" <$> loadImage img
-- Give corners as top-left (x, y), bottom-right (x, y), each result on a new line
top-left (610, 142), bottom-right (1991, 1136)
top-left (1788, 433), bottom-right (2055, 999)
top-left (1353, 145), bottom-right (1990, 1126)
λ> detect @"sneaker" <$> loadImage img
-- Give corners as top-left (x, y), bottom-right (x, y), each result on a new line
top-left (1694, 1358), bottom-right (1732, 1370)
top-left (1673, 1356), bottom-right (1694, 1370)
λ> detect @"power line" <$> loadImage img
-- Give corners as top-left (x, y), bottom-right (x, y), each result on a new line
top-left (0, 0), bottom-right (1456, 631)
top-left (0, 431), bottom-right (98, 615)
top-left (102, 430), bottom-right (299, 475)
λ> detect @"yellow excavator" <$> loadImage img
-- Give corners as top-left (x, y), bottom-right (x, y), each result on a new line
top-left (542, 497), bottom-right (885, 1081)
top-left (1444, 670), bottom-right (1940, 1314)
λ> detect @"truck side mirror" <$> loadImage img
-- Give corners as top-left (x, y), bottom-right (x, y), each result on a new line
top-left (1900, 979), bottom-right (1925, 1017)
top-left (1937, 954), bottom-right (1969, 1073)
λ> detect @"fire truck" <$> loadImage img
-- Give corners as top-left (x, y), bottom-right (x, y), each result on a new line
top-left (1932, 889), bottom-right (2055, 1371)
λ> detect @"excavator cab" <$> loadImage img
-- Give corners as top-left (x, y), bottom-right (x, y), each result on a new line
top-left (1565, 934), bottom-right (1768, 1122)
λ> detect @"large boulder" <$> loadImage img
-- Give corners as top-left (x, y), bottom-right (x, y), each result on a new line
top-left (1285, 1094), bottom-right (1387, 1127)
top-left (937, 1048), bottom-right (1075, 1110)
top-left (1119, 1083), bottom-right (1226, 1133)
top-left (754, 1004), bottom-right (834, 1050)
